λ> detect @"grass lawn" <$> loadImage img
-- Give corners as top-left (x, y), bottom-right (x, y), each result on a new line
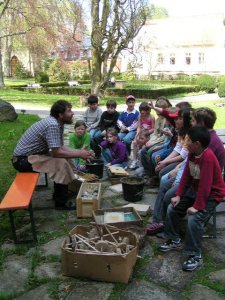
top-left (0, 114), bottom-right (40, 242)
top-left (191, 101), bottom-right (225, 129)
top-left (4, 78), bottom-right (35, 86)
top-left (0, 88), bottom-right (81, 107)
top-left (0, 114), bottom-right (40, 199)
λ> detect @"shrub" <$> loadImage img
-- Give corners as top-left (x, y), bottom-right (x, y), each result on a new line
top-left (14, 84), bottom-right (199, 98)
top-left (106, 85), bottom-right (200, 98)
top-left (218, 75), bottom-right (225, 83)
top-left (13, 61), bottom-right (32, 79)
top-left (46, 59), bottom-right (71, 81)
top-left (35, 72), bottom-right (49, 83)
top-left (218, 82), bottom-right (225, 98)
top-left (70, 60), bottom-right (89, 80)
top-left (197, 74), bottom-right (216, 93)
top-left (80, 73), bottom-right (90, 80)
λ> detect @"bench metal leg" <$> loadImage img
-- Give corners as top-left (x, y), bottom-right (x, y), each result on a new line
top-left (8, 211), bottom-right (18, 244)
top-left (28, 203), bottom-right (37, 242)
top-left (203, 209), bottom-right (217, 239)
top-left (8, 205), bottom-right (37, 244)
top-left (212, 209), bottom-right (217, 238)
top-left (44, 173), bottom-right (48, 187)
top-left (37, 173), bottom-right (48, 187)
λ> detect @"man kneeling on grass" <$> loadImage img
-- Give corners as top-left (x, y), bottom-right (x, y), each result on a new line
top-left (159, 126), bottom-right (225, 271)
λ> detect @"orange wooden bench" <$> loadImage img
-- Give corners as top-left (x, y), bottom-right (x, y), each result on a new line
top-left (0, 172), bottom-right (40, 243)
top-left (205, 130), bottom-right (225, 238)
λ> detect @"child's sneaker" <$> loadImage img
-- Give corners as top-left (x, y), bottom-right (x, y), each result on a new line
top-left (182, 255), bottom-right (203, 271)
top-left (146, 223), bottom-right (164, 235)
top-left (159, 239), bottom-right (182, 252)
top-left (129, 160), bottom-right (137, 170)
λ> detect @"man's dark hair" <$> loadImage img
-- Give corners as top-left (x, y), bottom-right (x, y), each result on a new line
top-left (50, 100), bottom-right (72, 119)
top-left (87, 95), bottom-right (99, 105)
top-left (139, 102), bottom-right (150, 112)
top-left (188, 126), bottom-right (210, 148)
top-left (194, 107), bottom-right (217, 129)
top-left (106, 99), bottom-right (117, 108)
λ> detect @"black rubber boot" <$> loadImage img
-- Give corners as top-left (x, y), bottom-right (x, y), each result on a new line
top-left (53, 183), bottom-right (68, 206)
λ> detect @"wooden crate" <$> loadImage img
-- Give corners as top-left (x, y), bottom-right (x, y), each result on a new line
top-left (107, 167), bottom-right (128, 185)
top-left (76, 182), bottom-right (101, 218)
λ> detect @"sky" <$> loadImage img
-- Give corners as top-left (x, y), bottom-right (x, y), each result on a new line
top-left (150, 0), bottom-right (225, 17)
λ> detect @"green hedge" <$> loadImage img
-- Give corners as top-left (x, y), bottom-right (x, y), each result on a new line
top-left (218, 82), bottom-right (225, 98)
top-left (12, 84), bottom-right (200, 99)
top-left (106, 85), bottom-right (200, 98)
top-left (8, 80), bottom-right (91, 89)
top-left (15, 86), bottom-right (92, 95)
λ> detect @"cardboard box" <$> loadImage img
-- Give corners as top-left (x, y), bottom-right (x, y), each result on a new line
top-left (107, 166), bottom-right (128, 185)
top-left (76, 182), bottom-right (101, 218)
top-left (122, 203), bottom-right (151, 216)
top-left (61, 225), bottom-right (138, 283)
top-left (93, 207), bottom-right (143, 227)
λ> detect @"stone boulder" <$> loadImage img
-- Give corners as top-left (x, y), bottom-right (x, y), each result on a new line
top-left (0, 99), bottom-right (17, 121)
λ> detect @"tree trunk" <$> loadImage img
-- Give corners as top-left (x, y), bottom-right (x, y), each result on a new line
top-left (91, 47), bottom-right (102, 95)
top-left (4, 36), bottom-right (12, 77)
top-left (0, 39), bottom-right (5, 88)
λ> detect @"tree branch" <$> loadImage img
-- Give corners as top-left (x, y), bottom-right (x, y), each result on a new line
top-left (0, 0), bottom-right (10, 19)
top-left (0, 27), bottom-right (34, 39)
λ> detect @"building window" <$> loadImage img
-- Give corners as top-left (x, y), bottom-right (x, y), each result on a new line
top-left (170, 53), bottom-right (175, 65)
top-left (198, 52), bottom-right (204, 64)
top-left (157, 53), bottom-right (164, 64)
top-left (185, 53), bottom-right (191, 65)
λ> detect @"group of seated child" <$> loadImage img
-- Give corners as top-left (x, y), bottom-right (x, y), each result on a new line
top-left (69, 94), bottom-right (225, 272)
top-left (69, 94), bottom-right (155, 169)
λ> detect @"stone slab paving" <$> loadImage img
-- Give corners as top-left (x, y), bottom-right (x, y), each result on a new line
top-left (35, 262), bottom-right (62, 279)
top-left (141, 251), bottom-right (194, 292)
top-left (202, 231), bottom-right (225, 264)
top-left (189, 284), bottom-right (225, 300)
top-left (66, 281), bottom-right (114, 300)
top-left (14, 285), bottom-right (51, 300)
top-left (120, 279), bottom-right (176, 300)
top-left (208, 269), bottom-right (225, 286)
top-left (39, 237), bottom-right (65, 256)
top-left (1, 175), bottom-right (225, 299)
top-left (0, 255), bottom-right (30, 293)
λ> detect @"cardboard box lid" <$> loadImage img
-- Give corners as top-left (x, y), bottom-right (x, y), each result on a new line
top-left (108, 166), bottom-right (128, 176)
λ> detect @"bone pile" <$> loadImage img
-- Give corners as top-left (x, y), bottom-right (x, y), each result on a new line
top-left (64, 225), bottom-right (135, 256)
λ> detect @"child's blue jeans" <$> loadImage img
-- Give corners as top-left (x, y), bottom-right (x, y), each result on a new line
top-left (89, 129), bottom-right (98, 138)
top-left (101, 148), bottom-right (127, 168)
top-left (164, 187), bottom-right (218, 257)
top-left (118, 131), bottom-right (136, 154)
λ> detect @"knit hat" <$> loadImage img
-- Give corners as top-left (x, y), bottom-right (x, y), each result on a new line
top-left (126, 95), bottom-right (135, 102)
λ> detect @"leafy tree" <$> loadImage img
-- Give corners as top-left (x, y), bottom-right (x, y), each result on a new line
top-left (13, 60), bottom-right (31, 78)
top-left (70, 60), bottom-right (89, 80)
top-left (90, 0), bottom-right (149, 95)
top-left (46, 58), bottom-right (71, 81)
top-left (149, 4), bottom-right (168, 19)
top-left (0, 0), bottom-right (85, 87)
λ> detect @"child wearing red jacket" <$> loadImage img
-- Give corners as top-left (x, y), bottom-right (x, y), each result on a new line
top-left (158, 126), bottom-right (225, 271)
